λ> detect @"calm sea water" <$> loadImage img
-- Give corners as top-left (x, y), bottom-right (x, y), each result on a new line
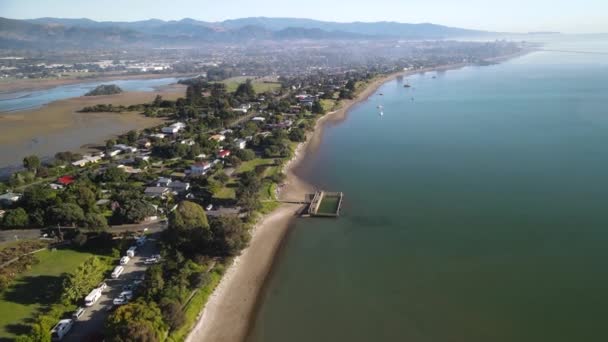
top-left (249, 35), bottom-right (608, 342)
top-left (0, 77), bottom-right (180, 113)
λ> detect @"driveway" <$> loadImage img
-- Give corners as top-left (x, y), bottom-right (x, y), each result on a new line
top-left (63, 232), bottom-right (161, 341)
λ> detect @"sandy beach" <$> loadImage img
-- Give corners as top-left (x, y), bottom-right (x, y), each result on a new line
top-left (185, 52), bottom-right (536, 342)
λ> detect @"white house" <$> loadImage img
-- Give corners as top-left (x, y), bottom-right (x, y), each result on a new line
top-left (0, 193), bottom-right (21, 205)
top-left (209, 134), bottom-right (226, 142)
top-left (179, 139), bottom-right (195, 146)
top-left (149, 133), bottom-right (166, 139)
top-left (108, 149), bottom-right (122, 157)
top-left (191, 162), bottom-right (212, 176)
top-left (161, 126), bottom-right (179, 134)
top-left (235, 139), bottom-right (247, 149)
top-left (161, 122), bottom-right (186, 135)
top-left (114, 144), bottom-right (138, 153)
top-left (71, 155), bottom-right (103, 167)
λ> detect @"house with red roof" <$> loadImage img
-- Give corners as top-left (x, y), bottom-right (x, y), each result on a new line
top-left (57, 175), bottom-right (76, 186)
top-left (218, 150), bottom-right (231, 159)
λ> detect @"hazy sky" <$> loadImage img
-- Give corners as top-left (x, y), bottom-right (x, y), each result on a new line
top-left (1, 0), bottom-right (606, 33)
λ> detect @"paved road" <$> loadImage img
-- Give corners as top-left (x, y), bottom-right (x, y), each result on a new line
top-left (0, 220), bottom-right (166, 245)
top-left (63, 232), bottom-right (161, 341)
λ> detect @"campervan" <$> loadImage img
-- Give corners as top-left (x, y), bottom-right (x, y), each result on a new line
top-left (111, 266), bottom-right (124, 279)
top-left (84, 288), bottom-right (102, 307)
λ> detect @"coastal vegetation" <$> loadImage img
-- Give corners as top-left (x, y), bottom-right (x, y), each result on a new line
top-left (1, 65), bottom-right (420, 341)
top-left (84, 84), bottom-right (123, 96)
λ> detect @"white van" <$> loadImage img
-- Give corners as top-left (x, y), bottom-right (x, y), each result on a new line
top-left (126, 246), bottom-right (137, 258)
top-left (50, 318), bottom-right (73, 341)
top-left (111, 266), bottom-right (124, 279)
top-left (120, 256), bottom-right (130, 265)
top-left (84, 288), bottom-right (102, 307)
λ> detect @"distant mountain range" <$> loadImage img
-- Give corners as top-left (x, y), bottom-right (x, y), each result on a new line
top-left (0, 17), bottom-right (492, 49)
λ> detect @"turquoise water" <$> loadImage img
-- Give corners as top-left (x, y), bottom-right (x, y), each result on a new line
top-left (0, 77), bottom-right (180, 113)
top-left (249, 36), bottom-right (608, 342)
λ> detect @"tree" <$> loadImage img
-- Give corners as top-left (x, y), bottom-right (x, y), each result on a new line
top-left (21, 185), bottom-right (56, 212)
top-left (170, 201), bottom-right (209, 231)
top-left (289, 128), bottom-right (306, 142)
top-left (73, 185), bottom-right (96, 212)
top-left (311, 100), bottom-right (325, 114)
top-left (2, 208), bottom-right (29, 228)
top-left (234, 79), bottom-right (256, 100)
top-left (106, 139), bottom-right (116, 150)
top-left (101, 166), bottom-right (128, 183)
top-left (216, 173), bottom-right (230, 185)
top-left (115, 199), bottom-right (155, 224)
top-left (236, 149), bottom-right (256, 161)
top-left (236, 172), bottom-right (262, 213)
top-left (141, 265), bottom-right (164, 300)
top-left (211, 216), bottom-right (250, 256)
top-left (346, 79), bottom-right (356, 91)
top-left (106, 301), bottom-right (167, 342)
top-left (153, 95), bottom-right (163, 107)
top-left (23, 155), bottom-right (41, 173)
top-left (84, 213), bottom-right (108, 231)
top-left (168, 201), bottom-right (212, 255)
top-left (61, 256), bottom-right (106, 304)
top-left (126, 130), bottom-right (138, 144)
top-left (49, 203), bottom-right (85, 226)
top-left (160, 300), bottom-right (185, 330)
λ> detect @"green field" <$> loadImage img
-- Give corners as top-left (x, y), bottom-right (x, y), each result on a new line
top-left (0, 249), bottom-right (94, 339)
top-left (236, 158), bottom-right (275, 174)
top-left (221, 76), bottom-right (282, 93)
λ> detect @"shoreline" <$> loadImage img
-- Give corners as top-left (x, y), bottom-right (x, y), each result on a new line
top-left (0, 89), bottom-right (184, 172)
top-left (184, 50), bottom-right (535, 342)
top-left (0, 72), bottom-right (196, 95)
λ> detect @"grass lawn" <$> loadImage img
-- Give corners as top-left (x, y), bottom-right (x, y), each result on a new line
top-left (0, 249), bottom-right (95, 339)
top-left (320, 99), bottom-right (337, 112)
top-left (236, 158), bottom-right (275, 174)
top-left (220, 76), bottom-right (281, 93)
top-left (213, 186), bottom-right (236, 200)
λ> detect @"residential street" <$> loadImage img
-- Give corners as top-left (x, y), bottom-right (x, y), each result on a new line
top-left (63, 232), bottom-right (161, 341)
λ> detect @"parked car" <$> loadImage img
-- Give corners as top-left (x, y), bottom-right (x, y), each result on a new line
top-left (144, 257), bottom-right (159, 265)
top-left (50, 319), bottom-right (73, 341)
top-left (120, 256), bottom-right (130, 265)
top-left (119, 291), bottom-right (133, 300)
top-left (72, 307), bottom-right (86, 320)
top-left (113, 297), bottom-right (127, 305)
top-left (205, 204), bottom-right (213, 211)
top-left (122, 284), bottom-right (134, 292)
top-left (97, 282), bottom-right (108, 291)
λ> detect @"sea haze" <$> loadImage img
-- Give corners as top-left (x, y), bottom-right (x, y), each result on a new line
top-left (248, 35), bottom-right (608, 342)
